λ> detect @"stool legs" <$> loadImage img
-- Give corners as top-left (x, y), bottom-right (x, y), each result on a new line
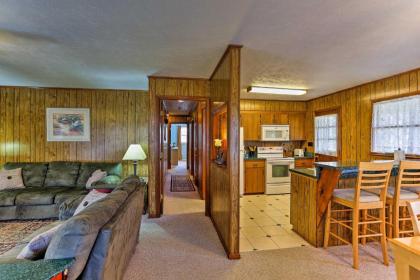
top-left (379, 206), bottom-right (389, 266)
top-left (323, 201), bottom-right (331, 248)
top-left (352, 208), bottom-right (359, 269)
top-left (361, 209), bottom-right (367, 245)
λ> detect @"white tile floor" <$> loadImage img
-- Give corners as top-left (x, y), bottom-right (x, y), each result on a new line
top-left (240, 194), bottom-right (310, 252)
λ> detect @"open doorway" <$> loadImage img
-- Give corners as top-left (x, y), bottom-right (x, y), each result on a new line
top-left (160, 99), bottom-right (209, 216)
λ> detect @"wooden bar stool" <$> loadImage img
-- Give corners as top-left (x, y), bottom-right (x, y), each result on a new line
top-left (323, 161), bottom-right (393, 269)
top-left (407, 201), bottom-right (420, 236)
top-left (387, 161), bottom-right (420, 238)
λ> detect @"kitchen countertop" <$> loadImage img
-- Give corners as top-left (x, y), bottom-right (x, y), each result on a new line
top-left (244, 157), bottom-right (265, 161)
top-left (290, 168), bottom-right (318, 179)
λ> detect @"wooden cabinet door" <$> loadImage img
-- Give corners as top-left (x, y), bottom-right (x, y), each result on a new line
top-left (273, 112), bottom-right (289, 125)
top-left (260, 112), bottom-right (275, 125)
top-left (289, 113), bottom-right (305, 140)
top-left (241, 112), bottom-right (261, 140)
top-left (294, 158), bottom-right (315, 168)
top-left (245, 160), bottom-right (265, 194)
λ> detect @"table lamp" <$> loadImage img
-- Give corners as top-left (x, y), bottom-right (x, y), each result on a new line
top-left (123, 144), bottom-right (147, 176)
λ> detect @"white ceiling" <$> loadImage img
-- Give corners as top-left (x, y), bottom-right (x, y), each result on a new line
top-left (1, 1), bottom-right (420, 100)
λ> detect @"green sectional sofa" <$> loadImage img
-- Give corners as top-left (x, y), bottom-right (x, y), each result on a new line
top-left (0, 176), bottom-right (146, 280)
top-left (0, 161), bottom-right (122, 220)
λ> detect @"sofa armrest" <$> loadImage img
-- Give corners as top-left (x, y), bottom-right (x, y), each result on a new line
top-left (87, 175), bottom-right (121, 190)
top-left (59, 195), bottom-right (85, 221)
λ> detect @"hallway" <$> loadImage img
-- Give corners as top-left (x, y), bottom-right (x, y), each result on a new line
top-left (163, 161), bottom-right (205, 215)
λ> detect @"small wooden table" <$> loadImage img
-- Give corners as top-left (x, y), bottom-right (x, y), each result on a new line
top-left (390, 237), bottom-right (420, 280)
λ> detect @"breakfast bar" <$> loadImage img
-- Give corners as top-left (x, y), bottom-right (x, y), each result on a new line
top-left (289, 160), bottom-right (397, 247)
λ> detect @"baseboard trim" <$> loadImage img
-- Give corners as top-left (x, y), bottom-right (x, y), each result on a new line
top-left (209, 215), bottom-right (241, 260)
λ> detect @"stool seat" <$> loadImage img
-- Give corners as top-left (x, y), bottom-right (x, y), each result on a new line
top-left (333, 188), bottom-right (380, 203)
top-left (387, 187), bottom-right (419, 200)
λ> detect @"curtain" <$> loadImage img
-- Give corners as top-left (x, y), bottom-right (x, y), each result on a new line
top-left (372, 95), bottom-right (420, 155)
top-left (315, 114), bottom-right (338, 156)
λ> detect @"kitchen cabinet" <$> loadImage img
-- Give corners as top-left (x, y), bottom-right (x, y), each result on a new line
top-left (289, 113), bottom-right (306, 140)
top-left (241, 110), bottom-right (306, 141)
top-left (244, 160), bottom-right (265, 194)
top-left (294, 157), bottom-right (315, 168)
top-left (241, 112), bottom-right (260, 140)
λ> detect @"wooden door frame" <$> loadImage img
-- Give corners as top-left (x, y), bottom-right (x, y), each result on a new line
top-left (313, 107), bottom-right (342, 161)
top-left (150, 96), bottom-right (210, 218)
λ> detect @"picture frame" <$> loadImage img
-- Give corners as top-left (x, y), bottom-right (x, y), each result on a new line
top-left (46, 108), bottom-right (90, 142)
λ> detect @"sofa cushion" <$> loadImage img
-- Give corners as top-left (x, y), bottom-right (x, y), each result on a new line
top-left (4, 163), bottom-right (48, 188)
top-left (15, 188), bottom-right (68, 206)
top-left (59, 195), bottom-right (85, 221)
top-left (44, 162), bottom-right (81, 188)
top-left (76, 163), bottom-right (122, 187)
top-left (54, 189), bottom-right (89, 205)
top-left (45, 190), bottom-right (128, 280)
top-left (0, 189), bottom-right (26, 206)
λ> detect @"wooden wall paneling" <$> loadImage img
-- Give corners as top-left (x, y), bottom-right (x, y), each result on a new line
top-left (0, 87), bottom-right (148, 178)
top-left (305, 68), bottom-right (420, 161)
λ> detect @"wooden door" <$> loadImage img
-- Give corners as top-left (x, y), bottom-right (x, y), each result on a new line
top-left (240, 112), bottom-right (261, 140)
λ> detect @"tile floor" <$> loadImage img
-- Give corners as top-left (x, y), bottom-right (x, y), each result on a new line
top-left (240, 194), bottom-right (310, 252)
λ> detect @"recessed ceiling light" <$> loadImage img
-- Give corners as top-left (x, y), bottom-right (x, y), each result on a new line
top-left (247, 86), bottom-right (307, 96)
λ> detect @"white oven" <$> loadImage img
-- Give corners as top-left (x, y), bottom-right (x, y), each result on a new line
top-left (257, 146), bottom-right (294, 194)
top-left (261, 125), bottom-right (289, 141)
top-left (266, 158), bottom-right (294, 194)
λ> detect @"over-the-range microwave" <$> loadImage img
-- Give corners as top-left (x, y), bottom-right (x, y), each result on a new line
top-left (261, 125), bottom-right (290, 141)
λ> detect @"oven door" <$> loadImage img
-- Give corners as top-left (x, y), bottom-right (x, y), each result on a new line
top-left (266, 160), bottom-right (294, 184)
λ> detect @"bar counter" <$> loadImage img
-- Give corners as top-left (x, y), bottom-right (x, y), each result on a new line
top-left (289, 160), bottom-right (396, 247)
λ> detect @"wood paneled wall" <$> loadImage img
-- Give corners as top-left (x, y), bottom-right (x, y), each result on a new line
top-left (209, 45), bottom-right (241, 259)
top-left (240, 99), bottom-right (307, 112)
top-left (0, 87), bottom-right (149, 177)
top-left (305, 69), bottom-right (420, 161)
top-left (149, 77), bottom-right (209, 98)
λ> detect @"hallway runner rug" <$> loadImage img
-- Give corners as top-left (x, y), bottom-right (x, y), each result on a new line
top-left (0, 220), bottom-right (55, 255)
top-left (170, 175), bottom-right (195, 192)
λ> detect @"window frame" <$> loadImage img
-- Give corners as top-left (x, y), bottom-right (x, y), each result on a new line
top-left (370, 93), bottom-right (420, 159)
top-left (314, 107), bottom-right (341, 160)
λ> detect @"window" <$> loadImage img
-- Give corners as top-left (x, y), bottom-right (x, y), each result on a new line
top-left (180, 126), bottom-right (188, 144)
top-left (315, 113), bottom-right (338, 156)
top-left (372, 95), bottom-right (420, 155)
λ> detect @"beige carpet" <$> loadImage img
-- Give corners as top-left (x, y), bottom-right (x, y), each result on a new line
top-left (124, 213), bottom-right (396, 280)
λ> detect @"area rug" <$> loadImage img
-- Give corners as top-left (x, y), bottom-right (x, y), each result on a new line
top-left (0, 220), bottom-right (55, 255)
top-left (170, 175), bottom-right (195, 192)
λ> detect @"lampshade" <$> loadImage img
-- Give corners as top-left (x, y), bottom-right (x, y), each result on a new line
top-left (214, 139), bottom-right (222, 147)
top-left (123, 144), bottom-right (147, 161)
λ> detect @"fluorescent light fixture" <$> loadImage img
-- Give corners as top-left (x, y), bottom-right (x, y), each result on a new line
top-left (177, 100), bottom-right (184, 103)
top-left (247, 86), bottom-right (306, 96)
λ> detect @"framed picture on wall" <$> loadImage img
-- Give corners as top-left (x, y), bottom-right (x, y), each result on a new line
top-left (46, 108), bottom-right (90, 142)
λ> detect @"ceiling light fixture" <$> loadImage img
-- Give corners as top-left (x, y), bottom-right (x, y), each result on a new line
top-left (247, 86), bottom-right (307, 96)
top-left (177, 100), bottom-right (184, 103)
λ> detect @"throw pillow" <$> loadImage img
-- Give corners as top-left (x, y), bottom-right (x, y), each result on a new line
top-left (0, 168), bottom-right (25, 190)
top-left (86, 169), bottom-right (107, 188)
top-left (94, 188), bottom-right (113, 193)
top-left (17, 224), bottom-right (61, 260)
top-left (73, 189), bottom-right (108, 216)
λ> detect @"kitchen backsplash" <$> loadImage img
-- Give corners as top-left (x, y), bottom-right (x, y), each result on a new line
top-left (244, 140), bottom-right (305, 157)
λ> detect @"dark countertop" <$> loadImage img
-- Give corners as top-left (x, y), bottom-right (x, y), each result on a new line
top-left (244, 157), bottom-right (265, 161)
top-left (290, 168), bottom-right (318, 179)
top-left (294, 156), bottom-right (315, 159)
top-left (313, 160), bottom-right (396, 169)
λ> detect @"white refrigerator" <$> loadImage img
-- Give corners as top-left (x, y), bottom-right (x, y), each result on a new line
top-left (240, 127), bottom-right (244, 196)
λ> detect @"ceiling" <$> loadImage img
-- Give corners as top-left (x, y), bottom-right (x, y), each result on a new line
top-left (1, 1), bottom-right (420, 100)
top-left (163, 100), bottom-right (198, 115)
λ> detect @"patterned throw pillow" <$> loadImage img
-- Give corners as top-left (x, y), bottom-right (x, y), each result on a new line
top-left (73, 189), bottom-right (108, 216)
top-left (0, 168), bottom-right (25, 190)
top-left (17, 224), bottom-right (61, 260)
top-left (86, 169), bottom-right (107, 188)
